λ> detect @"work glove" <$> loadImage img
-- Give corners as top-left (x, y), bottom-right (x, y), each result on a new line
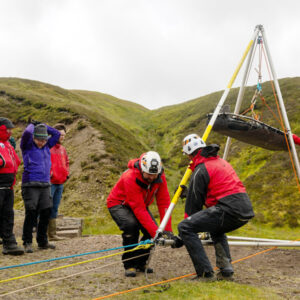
top-left (31, 119), bottom-right (41, 126)
top-left (171, 235), bottom-right (184, 248)
top-left (198, 232), bottom-right (211, 240)
top-left (174, 185), bottom-right (188, 199)
top-left (158, 231), bottom-right (174, 239)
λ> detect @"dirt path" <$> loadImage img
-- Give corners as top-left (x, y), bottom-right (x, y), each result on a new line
top-left (0, 235), bottom-right (299, 299)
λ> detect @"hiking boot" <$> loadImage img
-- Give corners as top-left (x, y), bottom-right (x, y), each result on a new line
top-left (216, 271), bottom-right (234, 281)
top-left (49, 234), bottom-right (63, 241)
top-left (136, 266), bottom-right (154, 273)
top-left (3, 244), bottom-right (25, 256)
top-left (192, 272), bottom-right (216, 282)
top-left (24, 243), bottom-right (33, 253)
top-left (38, 242), bottom-right (56, 250)
top-left (125, 268), bottom-right (136, 277)
top-left (48, 219), bottom-right (63, 241)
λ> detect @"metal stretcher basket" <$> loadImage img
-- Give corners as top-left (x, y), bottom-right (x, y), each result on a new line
top-left (208, 113), bottom-right (289, 151)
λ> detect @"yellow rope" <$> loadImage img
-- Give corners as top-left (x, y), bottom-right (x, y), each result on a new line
top-left (0, 243), bottom-right (153, 284)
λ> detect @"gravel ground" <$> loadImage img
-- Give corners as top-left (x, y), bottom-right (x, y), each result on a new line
top-left (0, 235), bottom-right (299, 299)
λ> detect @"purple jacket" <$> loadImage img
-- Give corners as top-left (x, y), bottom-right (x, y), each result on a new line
top-left (21, 124), bottom-right (61, 185)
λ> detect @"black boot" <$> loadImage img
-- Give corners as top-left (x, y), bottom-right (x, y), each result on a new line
top-left (38, 242), bottom-right (56, 250)
top-left (125, 268), bottom-right (136, 277)
top-left (3, 244), bottom-right (25, 255)
top-left (214, 241), bottom-right (234, 278)
top-left (24, 243), bottom-right (33, 253)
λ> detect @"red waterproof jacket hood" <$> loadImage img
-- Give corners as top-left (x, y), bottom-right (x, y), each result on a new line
top-left (107, 156), bottom-right (172, 238)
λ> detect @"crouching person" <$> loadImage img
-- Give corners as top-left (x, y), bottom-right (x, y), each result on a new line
top-left (176, 134), bottom-right (254, 281)
top-left (0, 118), bottom-right (24, 255)
top-left (21, 122), bottom-right (60, 253)
top-left (107, 151), bottom-right (173, 277)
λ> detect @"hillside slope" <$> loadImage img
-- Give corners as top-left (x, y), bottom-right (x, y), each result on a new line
top-left (0, 77), bottom-right (299, 227)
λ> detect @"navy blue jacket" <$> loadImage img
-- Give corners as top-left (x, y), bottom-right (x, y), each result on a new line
top-left (21, 124), bottom-right (60, 185)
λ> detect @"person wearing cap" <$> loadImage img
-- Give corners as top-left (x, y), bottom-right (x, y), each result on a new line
top-left (107, 151), bottom-right (174, 277)
top-left (20, 122), bottom-right (60, 253)
top-left (175, 134), bottom-right (254, 281)
top-left (0, 117), bottom-right (24, 255)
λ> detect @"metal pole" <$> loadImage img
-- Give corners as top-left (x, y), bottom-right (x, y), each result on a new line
top-left (157, 238), bottom-right (300, 247)
top-left (223, 27), bottom-right (259, 160)
top-left (155, 27), bottom-right (260, 240)
top-left (227, 236), bottom-right (293, 243)
top-left (260, 26), bottom-right (300, 180)
top-left (202, 240), bottom-right (300, 247)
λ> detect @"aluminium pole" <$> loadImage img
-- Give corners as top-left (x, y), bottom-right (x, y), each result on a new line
top-left (154, 27), bottom-right (260, 240)
top-left (260, 26), bottom-right (300, 180)
top-left (201, 240), bottom-right (300, 247)
top-left (227, 236), bottom-right (293, 243)
top-left (223, 27), bottom-right (259, 160)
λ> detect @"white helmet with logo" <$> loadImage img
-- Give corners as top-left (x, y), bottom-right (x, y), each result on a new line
top-left (182, 134), bottom-right (206, 155)
top-left (140, 151), bottom-right (162, 174)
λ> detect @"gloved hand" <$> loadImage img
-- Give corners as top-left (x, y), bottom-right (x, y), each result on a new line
top-left (31, 119), bottom-right (41, 126)
top-left (198, 232), bottom-right (211, 240)
top-left (158, 231), bottom-right (174, 239)
top-left (171, 235), bottom-right (184, 248)
top-left (174, 185), bottom-right (188, 199)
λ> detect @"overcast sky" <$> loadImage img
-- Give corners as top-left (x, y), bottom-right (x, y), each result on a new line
top-left (0, 0), bottom-right (299, 109)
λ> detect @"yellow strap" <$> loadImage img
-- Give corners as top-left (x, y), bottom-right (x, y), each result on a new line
top-left (0, 244), bottom-right (153, 284)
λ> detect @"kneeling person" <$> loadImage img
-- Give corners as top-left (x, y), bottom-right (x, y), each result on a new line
top-left (177, 134), bottom-right (254, 280)
top-left (107, 151), bottom-right (173, 277)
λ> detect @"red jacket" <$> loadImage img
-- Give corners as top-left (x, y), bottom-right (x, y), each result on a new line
top-left (107, 156), bottom-right (172, 238)
top-left (50, 144), bottom-right (69, 184)
top-left (0, 126), bottom-right (21, 188)
top-left (184, 146), bottom-right (254, 220)
top-left (189, 151), bottom-right (246, 208)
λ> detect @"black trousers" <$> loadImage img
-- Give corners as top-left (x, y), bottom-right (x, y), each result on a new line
top-left (0, 189), bottom-right (17, 246)
top-left (22, 186), bottom-right (52, 245)
top-left (178, 205), bottom-right (249, 276)
top-left (109, 205), bottom-right (155, 270)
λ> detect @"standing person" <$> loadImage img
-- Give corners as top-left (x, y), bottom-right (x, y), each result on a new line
top-left (48, 124), bottom-right (69, 241)
top-left (21, 122), bottom-right (60, 253)
top-left (107, 151), bottom-right (173, 277)
top-left (0, 136), bottom-right (17, 246)
top-left (176, 134), bottom-right (254, 281)
top-left (0, 117), bottom-right (24, 255)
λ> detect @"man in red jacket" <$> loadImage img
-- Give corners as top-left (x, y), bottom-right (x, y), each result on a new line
top-left (107, 151), bottom-right (173, 277)
top-left (49, 124), bottom-right (69, 241)
top-left (0, 117), bottom-right (24, 255)
top-left (176, 134), bottom-right (254, 281)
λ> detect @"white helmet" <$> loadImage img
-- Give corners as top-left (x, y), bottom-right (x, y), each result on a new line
top-left (182, 134), bottom-right (206, 155)
top-left (140, 151), bottom-right (162, 174)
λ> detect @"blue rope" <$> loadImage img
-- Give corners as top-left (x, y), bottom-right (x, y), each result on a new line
top-left (0, 239), bottom-right (153, 270)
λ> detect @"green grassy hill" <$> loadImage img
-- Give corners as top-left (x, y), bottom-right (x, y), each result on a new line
top-left (0, 77), bottom-right (299, 229)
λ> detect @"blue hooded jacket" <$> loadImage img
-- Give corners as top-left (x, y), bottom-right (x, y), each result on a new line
top-left (21, 124), bottom-right (60, 185)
